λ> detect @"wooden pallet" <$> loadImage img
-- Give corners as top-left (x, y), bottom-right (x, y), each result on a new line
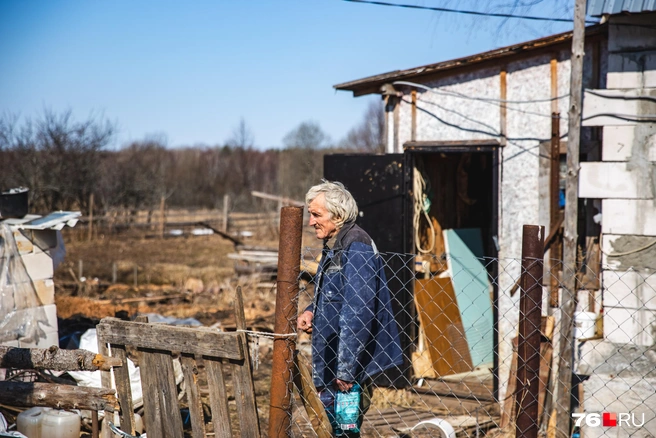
top-left (97, 287), bottom-right (259, 437)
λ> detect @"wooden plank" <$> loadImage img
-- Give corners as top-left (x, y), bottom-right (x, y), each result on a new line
top-left (415, 379), bottom-right (495, 402)
top-left (231, 337), bottom-right (261, 437)
top-left (96, 318), bottom-right (243, 360)
top-left (180, 355), bottom-right (206, 438)
top-left (0, 381), bottom-right (116, 412)
top-left (579, 162), bottom-right (653, 199)
top-left (550, 55), bottom-right (558, 114)
top-left (538, 342), bottom-right (553, 426)
top-left (205, 358), bottom-right (233, 437)
top-left (603, 199), bottom-right (656, 236)
top-left (411, 89), bottom-right (417, 141)
top-left (156, 351), bottom-right (184, 437)
top-left (109, 345), bottom-right (135, 435)
top-left (500, 67), bottom-right (507, 146)
top-left (137, 351), bottom-right (163, 438)
top-left (97, 338), bottom-right (113, 438)
top-left (294, 351), bottom-right (332, 438)
top-left (231, 287), bottom-right (261, 437)
top-left (582, 88), bottom-right (656, 126)
top-left (415, 277), bottom-right (474, 377)
top-left (0, 345), bottom-right (120, 371)
top-left (500, 340), bottom-right (518, 428)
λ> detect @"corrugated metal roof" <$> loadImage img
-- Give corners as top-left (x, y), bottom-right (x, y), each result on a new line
top-left (588, 0), bottom-right (656, 16)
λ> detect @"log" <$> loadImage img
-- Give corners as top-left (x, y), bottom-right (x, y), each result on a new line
top-left (0, 345), bottom-right (122, 372)
top-left (0, 381), bottom-right (117, 412)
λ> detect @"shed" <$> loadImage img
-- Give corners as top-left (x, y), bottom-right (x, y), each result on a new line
top-left (329, 23), bottom-right (609, 410)
top-left (331, 9), bottom-right (656, 434)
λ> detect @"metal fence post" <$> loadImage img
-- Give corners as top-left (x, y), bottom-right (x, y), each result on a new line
top-left (516, 225), bottom-right (545, 438)
top-left (268, 206), bottom-right (302, 438)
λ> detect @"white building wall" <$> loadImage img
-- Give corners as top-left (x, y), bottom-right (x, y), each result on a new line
top-left (371, 35), bottom-right (610, 414)
top-left (391, 51), bottom-right (573, 405)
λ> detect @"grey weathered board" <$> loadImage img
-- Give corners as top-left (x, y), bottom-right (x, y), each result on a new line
top-left (96, 290), bottom-right (260, 438)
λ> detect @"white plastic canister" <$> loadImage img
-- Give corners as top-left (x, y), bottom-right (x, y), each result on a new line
top-left (17, 407), bottom-right (51, 438)
top-left (574, 311), bottom-right (597, 339)
top-left (40, 410), bottom-right (81, 438)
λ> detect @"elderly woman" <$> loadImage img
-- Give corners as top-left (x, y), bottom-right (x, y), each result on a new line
top-left (298, 180), bottom-right (403, 437)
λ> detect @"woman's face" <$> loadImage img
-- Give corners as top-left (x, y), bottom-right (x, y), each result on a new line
top-left (308, 194), bottom-right (339, 240)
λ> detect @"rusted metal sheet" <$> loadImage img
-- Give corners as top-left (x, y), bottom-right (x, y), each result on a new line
top-left (516, 225), bottom-right (545, 438)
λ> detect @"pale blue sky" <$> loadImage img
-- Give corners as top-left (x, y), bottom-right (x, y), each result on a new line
top-left (0, 1), bottom-right (576, 149)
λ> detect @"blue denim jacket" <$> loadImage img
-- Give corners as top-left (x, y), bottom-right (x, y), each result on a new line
top-left (310, 222), bottom-right (403, 388)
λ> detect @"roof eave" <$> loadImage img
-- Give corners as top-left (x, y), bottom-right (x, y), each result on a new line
top-left (335, 24), bottom-right (607, 96)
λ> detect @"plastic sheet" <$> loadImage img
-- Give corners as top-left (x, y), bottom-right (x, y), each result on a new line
top-left (0, 223), bottom-right (49, 345)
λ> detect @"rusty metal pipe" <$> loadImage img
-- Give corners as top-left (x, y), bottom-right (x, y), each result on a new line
top-left (516, 225), bottom-right (545, 438)
top-left (268, 206), bottom-right (303, 438)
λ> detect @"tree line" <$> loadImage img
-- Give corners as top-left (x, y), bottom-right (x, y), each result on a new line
top-left (0, 102), bottom-right (384, 216)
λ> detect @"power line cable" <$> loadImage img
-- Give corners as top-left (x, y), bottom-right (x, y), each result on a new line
top-left (342, 0), bottom-right (600, 24)
top-left (397, 81), bottom-right (567, 119)
top-left (586, 89), bottom-right (656, 104)
top-left (404, 97), bottom-right (553, 160)
top-left (394, 81), bottom-right (569, 104)
top-left (583, 113), bottom-right (656, 123)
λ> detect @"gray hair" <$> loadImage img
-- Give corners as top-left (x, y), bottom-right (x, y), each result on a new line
top-left (305, 180), bottom-right (358, 229)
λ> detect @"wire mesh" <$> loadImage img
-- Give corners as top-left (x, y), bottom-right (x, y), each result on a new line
top-left (279, 246), bottom-right (656, 438)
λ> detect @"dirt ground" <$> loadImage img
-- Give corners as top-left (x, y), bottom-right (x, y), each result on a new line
top-left (49, 223), bottom-right (320, 436)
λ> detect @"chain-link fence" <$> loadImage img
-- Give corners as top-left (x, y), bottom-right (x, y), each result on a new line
top-left (274, 236), bottom-right (656, 438)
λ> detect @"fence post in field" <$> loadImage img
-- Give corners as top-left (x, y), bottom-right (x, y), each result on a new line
top-left (268, 206), bottom-right (302, 438)
top-left (516, 225), bottom-right (545, 438)
top-left (223, 194), bottom-right (230, 233)
top-left (159, 195), bottom-right (165, 239)
top-left (88, 193), bottom-right (94, 242)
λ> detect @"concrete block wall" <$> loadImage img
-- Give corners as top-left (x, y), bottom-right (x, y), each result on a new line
top-left (578, 14), bottom-right (656, 348)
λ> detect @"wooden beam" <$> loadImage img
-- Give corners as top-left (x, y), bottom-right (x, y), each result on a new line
top-left (96, 318), bottom-right (244, 360)
top-left (550, 113), bottom-right (562, 308)
top-left (500, 67), bottom-right (507, 146)
top-left (550, 54), bottom-right (559, 113)
top-left (88, 193), bottom-right (94, 242)
top-left (0, 381), bottom-right (117, 412)
top-left (251, 191), bottom-right (304, 208)
top-left (556, 0), bottom-right (586, 436)
top-left (411, 89), bottom-right (417, 142)
top-left (0, 346), bottom-right (121, 372)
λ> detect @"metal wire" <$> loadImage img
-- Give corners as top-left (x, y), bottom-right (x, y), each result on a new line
top-left (287, 245), bottom-right (656, 437)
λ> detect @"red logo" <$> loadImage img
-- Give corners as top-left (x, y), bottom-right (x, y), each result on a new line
top-left (603, 412), bottom-right (617, 427)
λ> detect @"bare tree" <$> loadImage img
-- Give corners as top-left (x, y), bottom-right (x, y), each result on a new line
top-left (0, 110), bottom-right (114, 213)
top-left (279, 121), bottom-right (332, 201)
top-left (423, 0), bottom-right (576, 42)
top-left (340, 99), bottom-right (385, 153)
top-left (226, 118), bottom-right (255, 149)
